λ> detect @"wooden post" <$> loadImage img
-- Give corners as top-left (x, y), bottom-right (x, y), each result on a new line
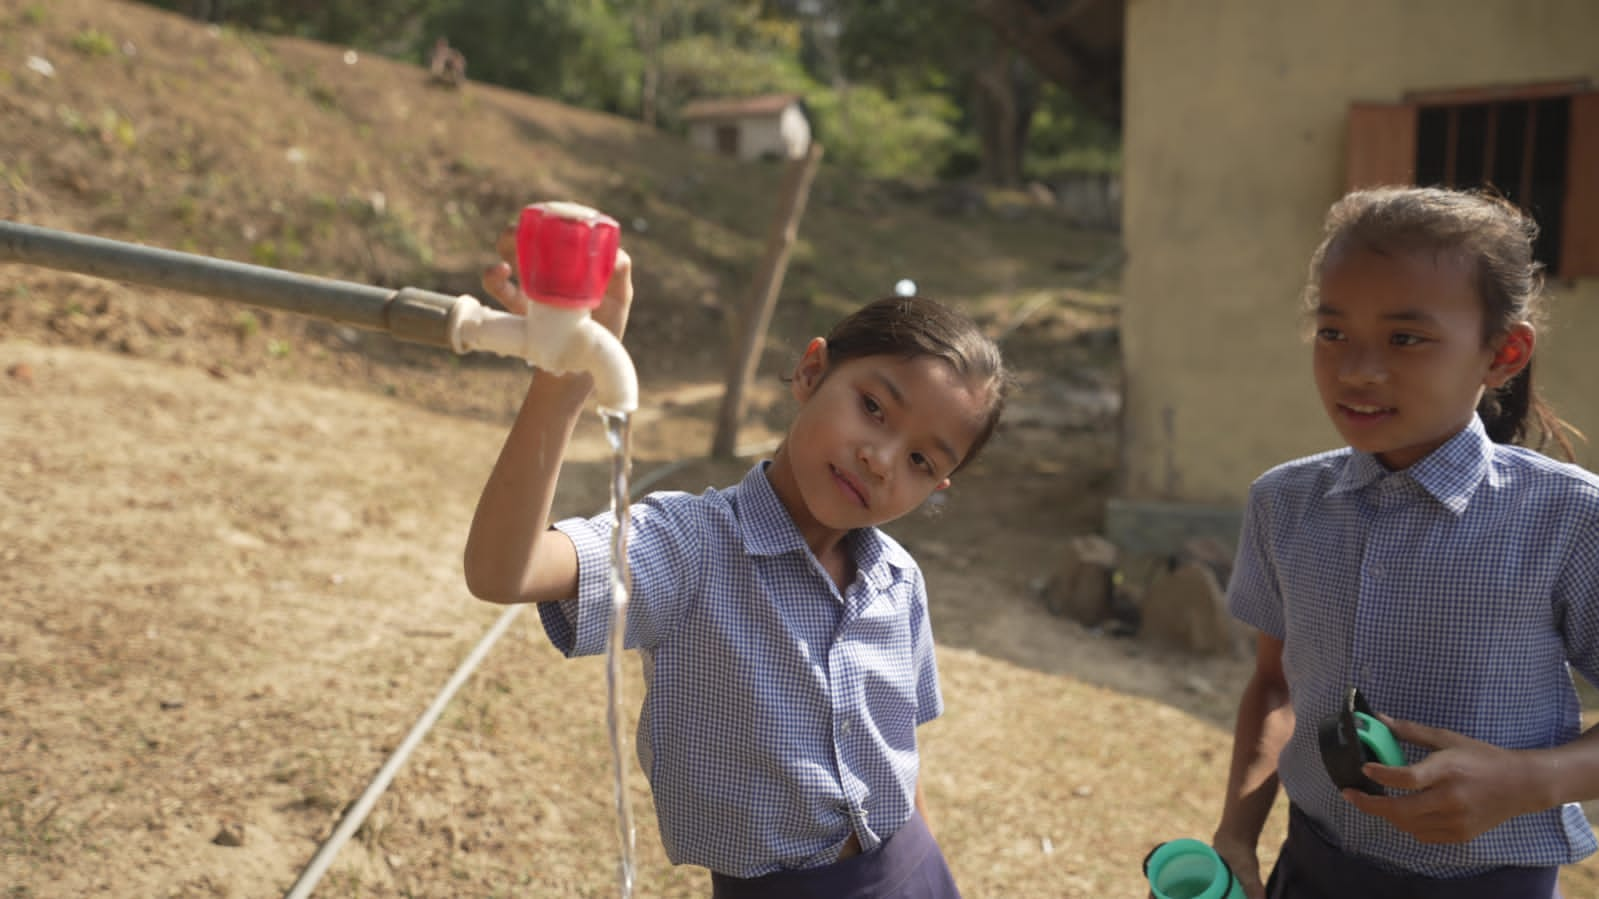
top-left (710, 143), bottom-right (824, 459)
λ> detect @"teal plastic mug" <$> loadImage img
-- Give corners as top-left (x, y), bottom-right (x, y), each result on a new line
top-left (1143, 839), bottom-right (1245, 899)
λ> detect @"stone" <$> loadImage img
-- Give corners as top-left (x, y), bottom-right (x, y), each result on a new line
top-left (212, 821), bottom-right (245, 847)
top-left (1138, 560), bottom-right (1245, 657)
top-left (1041, 535), bottom-right (1118, 626)
top-left (1179, 535), bottom-right (1235, 587)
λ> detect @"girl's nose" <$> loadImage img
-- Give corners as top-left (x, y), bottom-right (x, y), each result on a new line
top-left (858, 443), bottom-right (890, 479)
top-left (1338, 346), bottom-right (1389, 385)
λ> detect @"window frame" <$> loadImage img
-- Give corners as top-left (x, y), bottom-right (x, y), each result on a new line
top-left (1345, 79), bottom-right (1599, 280)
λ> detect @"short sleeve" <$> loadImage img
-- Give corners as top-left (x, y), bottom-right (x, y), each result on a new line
top-left (538, 491), bottom-right (706, 658)
top-left (908, 568), bottom-right (944, 726)
top-left (1555, 520), bottom-right (1599, 688)
top-left (1227, 478), bottom-right (1286, 639)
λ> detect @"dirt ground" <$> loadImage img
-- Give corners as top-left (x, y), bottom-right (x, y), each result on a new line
top-left (2, 257), bottom-right (1266, 899)
top-left (4, 2), bottom-right (1599, 896)
top-left (6, 283), bottom-right (1597, 899)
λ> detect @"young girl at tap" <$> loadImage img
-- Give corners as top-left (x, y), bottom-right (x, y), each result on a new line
top-left (1210, 186), bottom-right (1599, 899)
top-left (463, 231), bottom-right (1007, 898)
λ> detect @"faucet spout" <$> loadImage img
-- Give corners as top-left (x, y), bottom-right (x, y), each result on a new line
top-left (447, 294), bottom-right (638, 413)
top-left (565, 316), bottom-right (638, 414)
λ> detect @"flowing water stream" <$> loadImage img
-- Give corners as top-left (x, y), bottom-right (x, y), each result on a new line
top-left (600, 408), bottom-right (637, 897)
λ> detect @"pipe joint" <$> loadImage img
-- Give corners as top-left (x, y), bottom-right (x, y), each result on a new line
top-left (447, 295), bottom-right (637, 413)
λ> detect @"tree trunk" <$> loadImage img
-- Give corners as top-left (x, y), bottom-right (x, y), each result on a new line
top-left (972, 0), bottom-right (1123, 128)
top-left (711, 144), bottom-right (825, 459)
top-left (635, 2), bottom-right (664, 127)
top-left (974, 47), bottom-right (1021, 186)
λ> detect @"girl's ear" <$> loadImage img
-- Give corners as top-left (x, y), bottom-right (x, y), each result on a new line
top-left (1486, 323), bottom-right (1535, 388)
top-left (934, 477), bottom-right (952, 492)
top-left (792, 338), bottom-right (829, 401)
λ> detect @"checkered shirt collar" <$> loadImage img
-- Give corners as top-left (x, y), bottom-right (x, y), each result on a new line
top-left (1326, 415), bottom-right (1492, 516)
top-left (735, 462), bottom-right (914, 580)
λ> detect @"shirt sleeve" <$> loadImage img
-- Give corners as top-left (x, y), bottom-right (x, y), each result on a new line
top-left (909, 567), bottom-right (944, 726)
top-left (1555, 518), bottom-right (1599, 688)
top-left (1227, 477), bottom-right (1286, 640)
top-left (538, 490), bottom-right (706, 658)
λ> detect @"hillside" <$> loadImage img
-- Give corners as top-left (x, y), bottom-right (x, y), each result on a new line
top-left (1, 0), bottom-right (1119, 417)
top-left (7, 2), bottom-right (1594, 898)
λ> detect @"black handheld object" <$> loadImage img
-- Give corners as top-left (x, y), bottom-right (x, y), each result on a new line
top-left (1318, 687), bottom-right (1406, 795)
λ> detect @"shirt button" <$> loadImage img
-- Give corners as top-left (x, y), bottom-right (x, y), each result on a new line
top-left (840, 720), bottom-right (852, 735)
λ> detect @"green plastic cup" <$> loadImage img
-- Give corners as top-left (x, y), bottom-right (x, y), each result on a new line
top-left (1144, 839), bottom-right (1245, 899)
top-left (1355, 711), bottom-right (1406, 766)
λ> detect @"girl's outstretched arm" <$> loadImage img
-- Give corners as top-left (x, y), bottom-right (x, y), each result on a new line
top-left (463, 368), bottom-right (589, 604)
top-left (1345, 716), bottom-right (1599, 843)
top-left (1213, 631), bottom-right (1294, 899)
top-left (462, 241), bottom-right (634, 605)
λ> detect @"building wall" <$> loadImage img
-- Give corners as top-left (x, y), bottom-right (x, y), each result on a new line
top-left (685, 121), bottom-right (721, 156)
top-left (686, 106), bottom-right (809, 161)
top-left (777, 105), bottom-right (812, 160)
top-left (1121, 0), bottom-right (1599, 512)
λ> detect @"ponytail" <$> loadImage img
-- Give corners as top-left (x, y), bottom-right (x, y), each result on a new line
top-left (1478, 358), bottom-right (1581, 461)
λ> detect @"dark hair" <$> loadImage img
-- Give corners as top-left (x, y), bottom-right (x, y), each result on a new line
top-left (1304, 186), bottom-right (1579, 460)
top-left (819, 295), bottom-right (1009, 473)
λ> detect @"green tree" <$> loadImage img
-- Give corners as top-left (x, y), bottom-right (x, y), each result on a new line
top-left (423, 0), bottom-right (640, 113)
top-left (805, 85), bottom-right (959, 179)
top-left (801, 0), bottom-right (1039, 184)
top-left (1025, 82), bottom-right (1120, 177)
top-left (618, 0), bottom-right (778, 127)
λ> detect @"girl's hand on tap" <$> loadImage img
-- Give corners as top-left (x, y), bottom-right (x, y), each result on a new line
top-left (482, 223), bottom-right (633, 340)
top-left (480, 224), bottom-right (529, 315)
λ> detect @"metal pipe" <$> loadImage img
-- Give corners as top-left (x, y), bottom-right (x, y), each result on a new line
top-left (0, 219), bottom-right (640, 411)
top-left (0, 219), bottom-right (462, 349)
top-left (0, 218), bottom-right (651, 895)
top-left (282, 603), bottom-right (525, 899)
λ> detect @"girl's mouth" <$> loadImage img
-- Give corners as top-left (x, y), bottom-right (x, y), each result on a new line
top-left (1338, 402), bottom-right (1395, 424)
top-left (830, 465), bottom-right (868, 508)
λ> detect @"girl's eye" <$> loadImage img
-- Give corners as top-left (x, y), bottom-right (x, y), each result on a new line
top-left (1314, 327), bottom-right (1344, 342)
top-left (1390, 333), bottom-right (1425, 347)
top-left (862, 394), bottom-right (882, 417)
top-left (910, 452), bottom-right (934, 474)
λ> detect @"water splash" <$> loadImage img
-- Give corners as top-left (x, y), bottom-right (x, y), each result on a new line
top-left (599, 408), bottom-right (637, 897)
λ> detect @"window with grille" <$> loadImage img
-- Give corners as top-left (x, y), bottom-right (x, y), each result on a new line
top-left (1346, 80), bottom-right (1599, 279)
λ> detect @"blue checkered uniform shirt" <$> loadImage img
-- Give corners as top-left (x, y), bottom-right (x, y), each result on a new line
top-left (1230, 415), bottom-right (1599, 876)
top-left (542, 462), bottom-right (943, 878)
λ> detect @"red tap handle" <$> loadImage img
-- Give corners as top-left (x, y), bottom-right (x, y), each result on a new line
top-left (515, 202), bottom-right (621, 310)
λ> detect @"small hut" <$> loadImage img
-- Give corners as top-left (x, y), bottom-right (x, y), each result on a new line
top-left (681, 93), bottom-right (811, 162)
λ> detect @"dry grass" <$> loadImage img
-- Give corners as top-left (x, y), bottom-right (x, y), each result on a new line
top-left (0, 342), bottom-right (1260, 897)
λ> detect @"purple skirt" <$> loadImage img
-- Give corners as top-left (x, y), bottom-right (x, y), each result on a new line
top-left (709, 811), bottom-right (961, 899)
top-left (1266, 806), bottom-right (1561, 899)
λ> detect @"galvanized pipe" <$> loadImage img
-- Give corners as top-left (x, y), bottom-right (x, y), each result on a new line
top-left (0, 219), bottom-right (462, 349)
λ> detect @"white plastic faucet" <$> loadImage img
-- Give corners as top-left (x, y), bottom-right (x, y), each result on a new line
top-left (444, 202), bottom-right (638, 413)
top-left (447, 294), bottom-right (638, 413)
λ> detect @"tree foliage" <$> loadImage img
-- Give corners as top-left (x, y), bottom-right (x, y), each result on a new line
top-left (422, 0), bottom-right (641, 114)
